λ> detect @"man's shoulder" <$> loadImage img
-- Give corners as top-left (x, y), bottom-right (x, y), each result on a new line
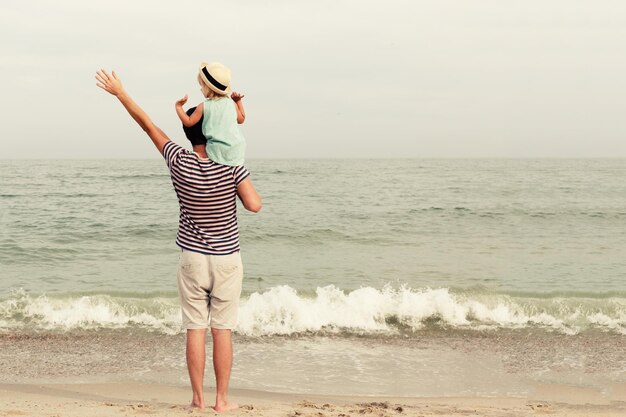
top-left (163, 141), bottom-right (199, 168)
top-left (163, 140), bottom-right (185, 156)
top-left (162, 140), bottom-right (181, 160)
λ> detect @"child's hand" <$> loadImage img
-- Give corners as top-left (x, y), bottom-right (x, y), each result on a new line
top-left (95, 69), bottom-right (124, 96)
top-left (175, 95), bottom-right (188, 107)
top-left (231, 92), bottom-right (245, 102)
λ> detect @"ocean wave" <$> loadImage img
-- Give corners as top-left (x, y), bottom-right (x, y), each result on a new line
top-left (407, 207), bottom-right (626, 219)
top-left (237, 285), bottom-right (626, 336)
top-left (1, 286), bottom-right (624, 336)
top-left (0, 290), bottom-right (181, 334)
top-left (243, 228), bottom-right (354, 244)
top-left (64, 173), bottom-right (169, 180)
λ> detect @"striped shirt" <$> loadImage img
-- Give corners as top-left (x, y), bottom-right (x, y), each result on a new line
top-left (162, 141), bottom-right (249, 255)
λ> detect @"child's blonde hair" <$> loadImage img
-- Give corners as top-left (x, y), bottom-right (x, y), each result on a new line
top-left (198, 75), bottom-right (227, 99)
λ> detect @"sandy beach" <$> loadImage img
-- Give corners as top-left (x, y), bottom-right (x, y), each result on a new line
top-left (2, 329), bottom-right (625, 416)
top-left (2, 382), bottom-right (625, 417)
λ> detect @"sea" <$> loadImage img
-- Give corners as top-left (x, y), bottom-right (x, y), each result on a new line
top-left (1, 156), bottom-right (625, 397)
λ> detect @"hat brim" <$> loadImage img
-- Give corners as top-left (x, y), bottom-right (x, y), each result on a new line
top-left (198, 63), bottom-right (231, 96)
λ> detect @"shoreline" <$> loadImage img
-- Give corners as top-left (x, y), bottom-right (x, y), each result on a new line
top-left (2, 329), bottom-right (625, 399)
top-left (2, 382), bottom-right (625, 417)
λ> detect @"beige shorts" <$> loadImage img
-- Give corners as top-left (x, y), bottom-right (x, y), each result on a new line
top-left (176, 249), bottom-right (243, 330)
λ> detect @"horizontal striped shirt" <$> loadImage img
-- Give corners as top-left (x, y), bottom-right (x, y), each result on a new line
top-left (162, 141), bottom-right (249, 255)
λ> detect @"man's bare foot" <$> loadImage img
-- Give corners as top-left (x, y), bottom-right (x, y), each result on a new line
top-left (187, 400), bottom-right (205, 411)
top-left (214, 400), bottom-right (239, 413)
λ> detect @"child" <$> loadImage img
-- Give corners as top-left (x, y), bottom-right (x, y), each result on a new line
top-left (175, 62), bottom-right (246, 166)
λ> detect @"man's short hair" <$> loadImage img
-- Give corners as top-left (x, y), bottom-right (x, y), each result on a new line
top-left (183, 107), bottom-right (207, 145)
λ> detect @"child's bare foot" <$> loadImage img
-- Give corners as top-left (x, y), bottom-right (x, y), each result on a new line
top-left (214, 399), bottom-right (239, 413)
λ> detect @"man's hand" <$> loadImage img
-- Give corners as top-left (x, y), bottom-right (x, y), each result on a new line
top-left (231, 92), bottom-right (245, 102)
top-left (95, 68), bottom-right (170, 154)
top-left (176, 95), bottom-right (188, 107)
top-left (95, 69), bottom-right (124, 96)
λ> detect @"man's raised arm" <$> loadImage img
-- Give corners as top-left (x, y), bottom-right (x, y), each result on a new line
top-left (95, 69), bottom-right (170, 154)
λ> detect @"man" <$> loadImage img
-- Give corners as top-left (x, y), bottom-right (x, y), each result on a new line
top-left (96, 69), bottom-right (260, 412)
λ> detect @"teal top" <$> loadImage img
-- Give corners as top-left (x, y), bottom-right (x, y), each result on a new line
top-left (201, 98), bottom-right (246, 166)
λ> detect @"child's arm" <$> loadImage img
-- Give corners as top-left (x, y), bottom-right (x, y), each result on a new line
top-left (175, 95), bottom-right (203, 127)
top-left (231, 92), bottom-right (246, 124)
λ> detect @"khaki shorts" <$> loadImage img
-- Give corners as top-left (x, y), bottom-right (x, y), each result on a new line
top-left (177, 249), bottom-right (243, 330)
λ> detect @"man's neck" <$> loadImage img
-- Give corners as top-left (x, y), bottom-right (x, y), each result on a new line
top-left (192, 145), bottom-right (208, 160)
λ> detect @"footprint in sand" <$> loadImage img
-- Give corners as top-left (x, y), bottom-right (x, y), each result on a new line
top-left (527, 403), bottom-right (553, 413)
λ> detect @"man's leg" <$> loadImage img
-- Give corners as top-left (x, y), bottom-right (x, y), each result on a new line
top-left (186, 328), bottom-right (208, 409)
top-left (208, 252), bottom-right (243, 412)
top-left (211, 327), bottom-right (238, 412)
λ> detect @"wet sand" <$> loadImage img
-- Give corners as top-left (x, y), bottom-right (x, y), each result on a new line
top-left (1, 329), bottom-right (625, 416)
top-left (1, 382), bottom-right (625, 417)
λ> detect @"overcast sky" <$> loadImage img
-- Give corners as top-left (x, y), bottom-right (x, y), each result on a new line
top-left (1, 1), bottom-right (625, 158)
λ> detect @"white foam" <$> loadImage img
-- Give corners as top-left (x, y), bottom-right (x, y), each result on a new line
top-left (1, 286), bottom-right (624, 336)
top-left (0, 292), bottom-right (182, 334)
top-left (587, 311), bottom-right (626, 335)
top-left (236, 285), bottom-right (626, 336)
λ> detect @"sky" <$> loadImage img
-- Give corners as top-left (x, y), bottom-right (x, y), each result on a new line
top-left (1, 0), bottom-right (625, 159)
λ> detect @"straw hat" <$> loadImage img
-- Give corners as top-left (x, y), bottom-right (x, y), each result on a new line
top-left (198, 62), bottom-right (231, 96)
